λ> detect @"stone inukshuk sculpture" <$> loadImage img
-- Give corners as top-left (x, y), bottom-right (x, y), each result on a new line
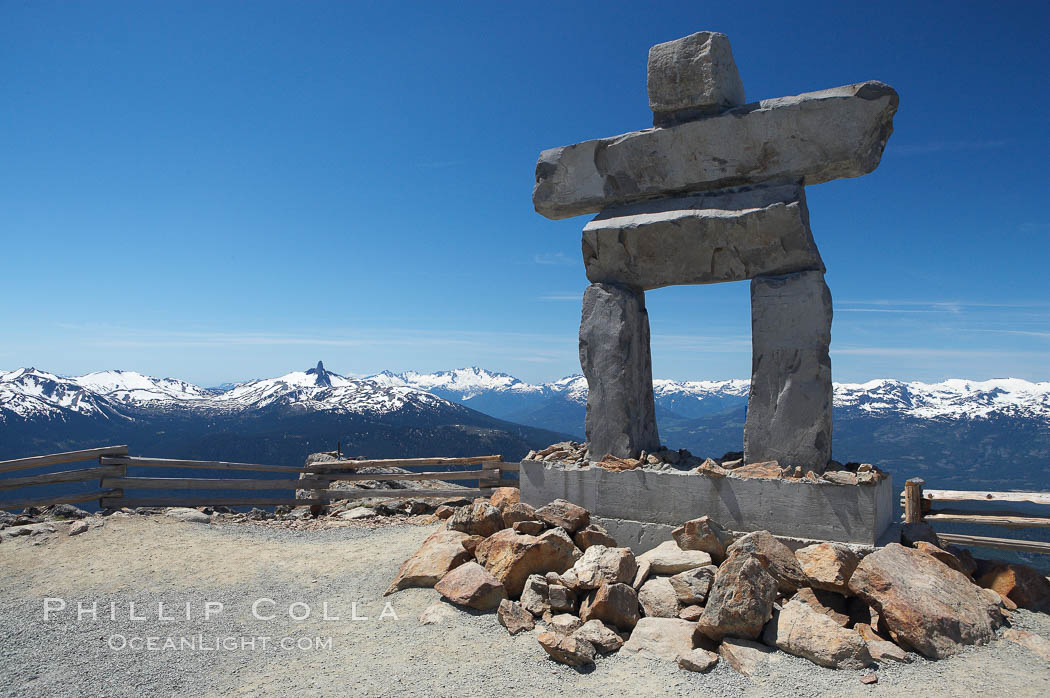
top-left (532, 31), bottom-right (898, 471)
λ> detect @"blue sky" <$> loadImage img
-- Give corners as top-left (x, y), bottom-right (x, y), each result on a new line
top-left (1, 1), bottom-right (1047, 386)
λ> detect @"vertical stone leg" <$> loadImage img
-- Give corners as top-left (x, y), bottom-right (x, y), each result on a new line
top-left (579, 282), bottom-right (660, 460)
top-left (744, 270), bottom-right (833, 471)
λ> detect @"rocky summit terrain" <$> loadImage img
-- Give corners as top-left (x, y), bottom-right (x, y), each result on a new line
top-left (387, 488), bottom-right (1050, 680)
top-left (3, 498), bottom-right (1050, 696)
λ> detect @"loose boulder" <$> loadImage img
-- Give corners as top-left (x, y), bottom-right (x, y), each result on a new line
top-left (489, 487), bottom-right (520, 512)
top-left (475, 527), bottom-right (581, 598)
top-left (535, 499), bottom-right (590, 533)
top-left (564, 545), bottom-right (637, 590)
top-left (448, 501), bottom-right (505, 538)
top-left (637, 540), bottom-right (712, 574)
top-left (848, 543), bottom-right (1004, 658)
top-left (573, 524), bottom-right (617, 550)
top-left (501, 502), bottom-right (539, 528)
top-left (497, 599), bottom-right (535, 635)
top-left (434, 561), bottom-right (507, 611)
top-left (762, 599), bottom-right (873, 669)
top-left (537, 632), bottom-right (596, 667)
top-left (668, 565), bottom-right (717, 605)
top-left (719, 637), bottom-right (784, 678)
top-left (976, 562), bottom-right (1050, 613)
top-left (696, 550), bottom-right (777, 641)
top-left (573, 619), bottom-right (625, 653)
top-left (795, 542), bottom-right (859, 593)
top-left (671, 516), bottom-right (731, 562)
top-left (621, 617), bottom-right (697, 661)
top-left (725, 530), bottom-right (807, 593)
top-left (385, 529), bottom-right (472, 595)
top-left (677, 647), bottom-right (719, 673)
top-left (580, 582), bottom-right (641, 631)
top-left (638, 577), bottom-right (680, 618)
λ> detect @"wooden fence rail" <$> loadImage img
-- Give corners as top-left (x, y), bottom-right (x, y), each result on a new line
top-left (1, 447), bottom-right (518, 512)
top-left (901, 477), bottom-right (1050, 555)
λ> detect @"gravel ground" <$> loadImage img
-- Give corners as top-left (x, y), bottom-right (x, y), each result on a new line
top-left (2, 515), bottom-right (1049, 697)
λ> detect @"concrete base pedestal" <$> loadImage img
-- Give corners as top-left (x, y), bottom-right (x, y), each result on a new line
top-left (521, 460), bottom-right (893, 550)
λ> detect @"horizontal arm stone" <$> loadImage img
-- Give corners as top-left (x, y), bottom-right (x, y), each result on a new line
top-left (533, 81), bottom-right (898, 220)
top-left (582, 184), bottom-right (824, 289)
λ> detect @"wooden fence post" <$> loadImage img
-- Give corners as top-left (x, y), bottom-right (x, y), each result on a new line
top-left (904, 477), bottom-right (925, 524)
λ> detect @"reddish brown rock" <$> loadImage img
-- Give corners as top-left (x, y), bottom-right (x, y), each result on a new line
top-left (497, 599), bottom-right (535, 635)
top-left (489, 487), bottom-right (520, 512)
top-left (513, 520), bottom-right (545, 535)
top-left (694, 458), bottom-right (728, 478)
top-left (726, 530), bottom-right (808, 593)
top-left (580, 582), bottom-right (641, 631)
top-left (549, 613), bottom-right (584, 635)
top-left (855, 623), bottom-right (911, 664)
top-left (475, 527), bottom-right (581, 598)
top-left (462, 535), bottom-right (484, 555)
top-left (762, 599), bottom-right (873, 669)
top-left (668, 565), bottom-right (716, 605)
top-left (563, 544), bottom-right (638, 590)
top-left (621, 617), bottom-right (697, 661)
top-left (448, 501), bottom-right (505, 538)
top-left (537, 631), bottom-right (596, 666)
top-left (573, 619), bottom-right (624, 653)
top-left (595, 454), bottom-right (643, 471)
top-left (848, 543), bottom-right (1004, 658)
top-left (434, 561), bottom-right (507, 611)
top-left (678, 604), bottom-right (703, 621)
top-left (384, 529), bottom-right (472, 595)
top-left (1002, 628), bottom-right (1050, 662)
top-left (519, 574), bottom-right (550, 616)
top-left (677, 647), bottom-right (719, 672)
top-left (730, 461), bottom-right (783, 480)
top-left (638, 577), bottom-right (680, 618)
top-left (632, 558), bottom-right (653, 591)
top-left (501, 502), bottom-right (539, 528)
top-left (535, 498), bottom-right (590, 533)
top-left (977, 562), bottom-right (1050, 613)
top-left (719, 637), bottom-right (784, 677)
top-left (696, 550), bottom-right (777, 641)
top-left (638, 540), bottom-right (712, 574)
top-left (573, 524), bottom-right (617, 550)
top-left (434, 505), bottom-right (456, 520)
top-left (914, 541), bottom-right (971, 576)
top-left (672, 516), bottom-right (731, 562)
top-left (792, 587), bottom-right (850, 627)
top-left (795, 542), bottom-right (859, 593)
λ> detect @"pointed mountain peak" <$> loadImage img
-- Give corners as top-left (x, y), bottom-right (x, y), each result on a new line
top-left (305, 360), bottom-right (332, 387)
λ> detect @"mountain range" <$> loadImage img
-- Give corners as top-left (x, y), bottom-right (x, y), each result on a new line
top-left (2, 363), bottom-right (1049, 493)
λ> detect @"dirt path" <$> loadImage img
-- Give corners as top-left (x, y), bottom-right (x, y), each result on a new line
top-left (2, 515), bottom-right (1048, 697)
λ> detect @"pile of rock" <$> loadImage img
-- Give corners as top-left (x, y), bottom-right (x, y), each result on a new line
top-left (524, 441), bottom-right (888, 485)
top-left (388, 493), bottom-right (1050, 675)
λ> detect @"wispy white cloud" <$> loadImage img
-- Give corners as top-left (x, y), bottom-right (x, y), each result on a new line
top-left (533, 252), bottom-right (576, 266)
top-left (538, 293), bottom-right (581, 301)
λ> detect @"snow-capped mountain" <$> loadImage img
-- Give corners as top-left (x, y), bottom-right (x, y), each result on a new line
top-left (76, 370), bottom-right (214, 404)
top-left (2, 363), bottom-right (1048, 493)
top-left (0, 362), bottom-right (456, 423)
top-left (0, 368), bottom-right (121, 421)
top-left (363, 369), bottom-right (1050, 426)
top-left (0, 362), bottom-right (572, 469)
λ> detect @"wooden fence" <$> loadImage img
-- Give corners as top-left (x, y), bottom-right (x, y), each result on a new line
top-left (902, 477), bottom-right (1050, 555)
top-left (0, 446), bottom-right (518, 512)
